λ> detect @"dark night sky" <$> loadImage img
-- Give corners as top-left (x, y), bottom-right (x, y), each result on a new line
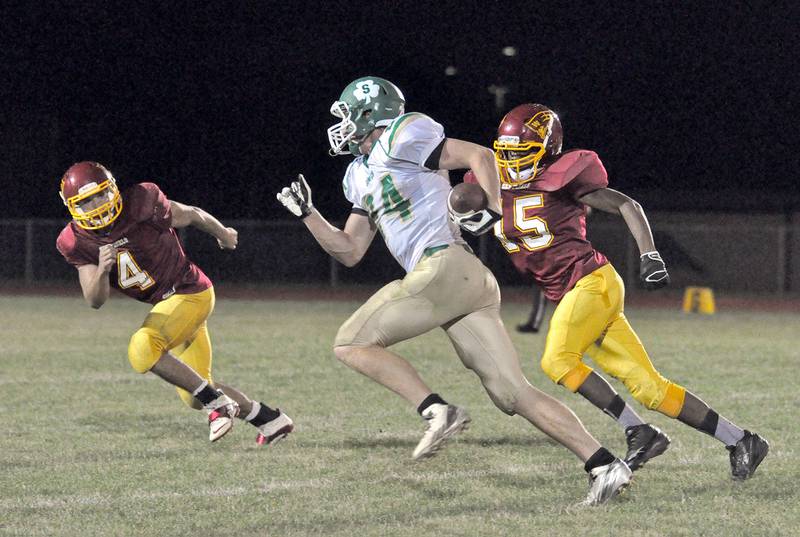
top-left (1, 2), bottom-right (797, 220)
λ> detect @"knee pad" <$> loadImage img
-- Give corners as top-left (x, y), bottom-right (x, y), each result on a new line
top-left (128, 327), bottom-right (165, 374)
top-left (541, 352), bottom-right (593, 392)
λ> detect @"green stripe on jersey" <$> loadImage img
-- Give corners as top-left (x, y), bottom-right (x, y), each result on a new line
top-left (386, 113), bottom-right (423, 153)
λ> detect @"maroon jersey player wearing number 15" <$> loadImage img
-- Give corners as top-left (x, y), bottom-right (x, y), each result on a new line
top-left (55, 161), bottom-right (292, 445)
top-left (464, 103), bottom-right (767, 480)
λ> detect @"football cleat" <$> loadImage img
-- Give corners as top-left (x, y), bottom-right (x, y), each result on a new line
top-left (728, 430), bottom-right (769, 481)
top-left (204, 390), bottom-right (240, 442)
top-left (412, 404), bottom-right (471, 460)
top-left (584, 459), bottom-right (632, 506)
top-left (624, 424), bottom-right (671, 471)
top-left (255, 410), bottom-right (295, 446)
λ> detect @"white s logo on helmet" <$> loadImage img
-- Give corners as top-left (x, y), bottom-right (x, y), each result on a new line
top-left (353, 80), bottom-right (380, 104)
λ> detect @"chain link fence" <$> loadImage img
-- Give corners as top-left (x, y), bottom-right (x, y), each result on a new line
top-left (1, 213), bottom-right (796, 294)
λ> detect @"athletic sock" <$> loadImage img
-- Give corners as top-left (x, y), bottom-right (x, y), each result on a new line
top-left (697, 410), bottom-right (745, 447)
top-left (584, 447), bottom-right (616, 473)
top-left (417, 393), bottom-right (448, 416)
top-left (245, 402), bottom-right (281, 426)
top-left (604, 395), bottom-right (646, 430)
top-left (192, 381), bottom-right (219, 406)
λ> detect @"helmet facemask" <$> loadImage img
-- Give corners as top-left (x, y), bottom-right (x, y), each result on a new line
top-left (494, 138), bottom-right (547, 186)
top-left (60, 178), bottom-right (123, 230)
top-left (327, 101), bottom-right (360, 156)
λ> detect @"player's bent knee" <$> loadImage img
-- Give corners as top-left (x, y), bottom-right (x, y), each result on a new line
top-left (541, 353), bottom-right (592, 392)
top-left (483, 376), bottom-right (525, 415)
top-left (626, 374), bottom-right (686, 418)
top-left (655, 382), bottom-right (687, 418)
top-left (128, 328), bottom-right (164, 374)
top-left (333, 344), bottom-right (369, 367)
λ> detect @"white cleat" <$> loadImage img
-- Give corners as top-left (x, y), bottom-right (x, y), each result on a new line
top-left (412, 404), bottom-right (471, 460)
top-left (204, 391), bottom-right (240, 442)
top-left (256, 411), bottom-right (294, 446)
top-left (583, 458), bottom-right (632, 506)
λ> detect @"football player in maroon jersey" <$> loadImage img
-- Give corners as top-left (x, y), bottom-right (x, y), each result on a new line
top-left (458, 104), bottom-right (767, 480)
top-left (56, 161), bottom-right (292, 445)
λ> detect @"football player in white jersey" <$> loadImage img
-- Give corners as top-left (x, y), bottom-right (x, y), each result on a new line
top-left (278, 76), bottom-right (631, 505)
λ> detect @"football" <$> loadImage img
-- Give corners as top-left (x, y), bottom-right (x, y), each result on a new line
top-left (449, 182), bottom-right (488, 213)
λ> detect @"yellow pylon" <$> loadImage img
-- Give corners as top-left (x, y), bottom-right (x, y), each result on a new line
top-left (682, 287), bottom-right (716, 314)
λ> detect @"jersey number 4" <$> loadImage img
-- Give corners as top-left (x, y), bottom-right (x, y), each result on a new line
top-left (117, 251), bottom-right (155, 290)
top-left (494, 194), bottom-right (553, 253)
top-left (363, 174), bottom-right (412, 222)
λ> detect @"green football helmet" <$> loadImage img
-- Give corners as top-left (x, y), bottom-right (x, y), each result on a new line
top-left (327, 76), bottom-right (406, 156)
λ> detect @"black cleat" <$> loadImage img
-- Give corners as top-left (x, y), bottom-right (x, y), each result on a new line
top-left (728, 430), bottom-right (769, 481)
top-left (516, 323), bottom-right (540, 333)
top-left (624, 424), bottom-right (671, 471)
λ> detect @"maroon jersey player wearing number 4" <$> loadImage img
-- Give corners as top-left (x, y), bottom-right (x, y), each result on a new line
top-left (56, 161), bottom-right (292, 445)
top-left (463, 104), bottom-right (768, 480)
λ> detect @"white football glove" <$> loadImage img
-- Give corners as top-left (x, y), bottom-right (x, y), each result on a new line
top-left (277, 174), bottom-right (313, 218)
top-left (447, 196), bottom-right (501, 236)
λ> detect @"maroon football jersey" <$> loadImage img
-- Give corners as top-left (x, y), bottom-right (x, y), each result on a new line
top-left (56, 182), bottom-right (212, 304)
top-left (466, 150), bottom-right (609, 301)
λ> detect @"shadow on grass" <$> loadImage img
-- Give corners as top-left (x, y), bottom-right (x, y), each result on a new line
top-left (341, 434), bottom-right (557, 450)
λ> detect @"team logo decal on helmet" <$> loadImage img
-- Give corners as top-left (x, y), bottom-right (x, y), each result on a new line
top-left (494, 103), bottom-right (563, 186)
top-left (59, 161), bottom-right (123, 230)
top-left (526, 111), bottom-right (555, 141)
top-left (328, 76), bottom-right (406, 156)
top-left (352, 80), bottom-right (381, 104)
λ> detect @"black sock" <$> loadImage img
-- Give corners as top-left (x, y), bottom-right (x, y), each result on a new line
top-left (194, 384), bottom-right (219, 406)
top-left (584, 447), bottom-right (616, 473)
top-left (604, 395), bottom-right (626, 420)
top-left (248, 403), bottom-right (281, 426)
top-left (698, 409), bottom-right (720, 436)
top-left (417, 393), bottom-right (448, 415)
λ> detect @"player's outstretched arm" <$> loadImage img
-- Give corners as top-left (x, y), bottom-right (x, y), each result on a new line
top-left (277, 174), bottom-right (377, 267)
top-left (580, 188), bottom-right (670, 289)
top-left (77, 244), bottom-right (115, 308)
top-left (305, 211), bottom-right (377, 267)
top-left (170, 201), bottom-right (238, 250)
top-left (580, 188), bottom-right (656, 253)
top-left (438, 138), bottom-right (501, 213)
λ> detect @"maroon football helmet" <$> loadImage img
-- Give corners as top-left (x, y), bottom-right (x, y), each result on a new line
top-left (494, 103), bottom-right (563, 186)
top-left (59, 161), bottom-right (123, 230)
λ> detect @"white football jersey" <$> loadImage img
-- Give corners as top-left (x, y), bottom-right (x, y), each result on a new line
top-left (342, 112), bottom-right (463, 272)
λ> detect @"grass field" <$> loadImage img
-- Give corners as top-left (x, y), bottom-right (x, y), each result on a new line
top-left (1, 292), bottom-right (798, 536)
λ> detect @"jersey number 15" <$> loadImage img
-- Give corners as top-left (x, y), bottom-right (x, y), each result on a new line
top-left (494, 194), bottom-right (553, 253)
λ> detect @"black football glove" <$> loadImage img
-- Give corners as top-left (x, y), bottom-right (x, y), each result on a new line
top-left (640, 251), bottom-right (670, 290)
top-left (277, 174), bottom-right (313, 218)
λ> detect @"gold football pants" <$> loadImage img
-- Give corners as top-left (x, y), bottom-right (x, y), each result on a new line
top-left (540, 264), bottom-right (686, 417)
top-left (127, 287), bottom-right (215, 408)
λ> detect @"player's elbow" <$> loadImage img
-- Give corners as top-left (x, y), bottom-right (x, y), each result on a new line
top-left (473, 146), bottom-right (495, 170)
top-left (625, 198), bottom-right (644, 214)
top-left (339, 252), bottom-right (363, 268)
top-left (174, 205), bottom-right (201, 228)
